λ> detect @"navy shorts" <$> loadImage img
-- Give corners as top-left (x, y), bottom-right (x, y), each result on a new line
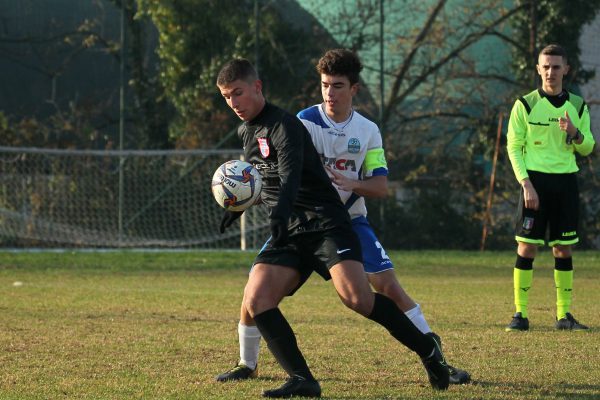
top-left (352, 216), bottom-right (393, 274)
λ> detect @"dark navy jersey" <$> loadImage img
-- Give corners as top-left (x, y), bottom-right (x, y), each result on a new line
top-left (237, 102), bottom-right (346, 225)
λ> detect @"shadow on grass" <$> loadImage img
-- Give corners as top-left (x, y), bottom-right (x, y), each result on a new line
top-left (473, 380), bottom-right (600, 399)
top-left (488, 322), bottom-right (596, 333)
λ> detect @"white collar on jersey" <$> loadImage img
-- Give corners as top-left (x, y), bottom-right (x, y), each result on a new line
top-left (320, 103), bottom-right (354, 131)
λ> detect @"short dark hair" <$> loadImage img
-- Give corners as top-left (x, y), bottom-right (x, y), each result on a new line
top-left (316, 49), bottom-right (363, 85)
top-left (216, 58), bottom-right (258, 86)
top-left (539, 44), bottom-right (568, 63)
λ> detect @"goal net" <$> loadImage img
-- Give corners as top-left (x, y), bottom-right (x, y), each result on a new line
top-left (0, 147), bottom-right (270, 249)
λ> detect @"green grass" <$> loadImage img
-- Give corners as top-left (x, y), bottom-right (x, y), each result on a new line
top-left (1, 250), bottom-right (599, 399)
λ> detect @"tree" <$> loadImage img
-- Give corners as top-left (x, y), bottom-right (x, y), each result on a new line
top-left (0, 0), bottom-right (169, 149)
top-left (509, 0), bottom-right (600, 88)
top-left (136, 0), bottom-right (335, 148)
top-left (299, 0), bottom-right (600, 249)
top-left (109, 0), bottom-right (171, 148)
top-left (301, 0), bottom-right (526, 248)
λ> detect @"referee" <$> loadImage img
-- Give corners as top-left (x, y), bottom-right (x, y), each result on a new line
top-left (505, 44), bottom-right (595, 332)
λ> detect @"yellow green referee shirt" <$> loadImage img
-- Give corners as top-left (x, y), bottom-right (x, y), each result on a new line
top-left (507, 89), bottom-right (595, 183)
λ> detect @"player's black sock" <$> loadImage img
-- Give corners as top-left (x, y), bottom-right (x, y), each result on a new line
top-left (367, 293), bottom-right (433, 358)
top-left (253, 307), bottom-right (315, 381)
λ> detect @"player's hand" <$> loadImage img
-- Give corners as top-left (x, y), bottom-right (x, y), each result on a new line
top-left (269, 217), bottom-right (289, 247)
top-left (326, 166), bottom-right (357, 193)
top-left (559, 111), bottom-right (576, 137)
top-left (219, 210), bottom-right (243, 233)
top-left (521, 179), bottom-right (539, 210)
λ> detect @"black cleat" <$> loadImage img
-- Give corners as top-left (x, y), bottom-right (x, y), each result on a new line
top-left (448, 365), bottom-right (471, 385)
top-left (262, 375), bottom-right (321, 398)
top-left (216, 363), bottom-right (257, 382)
top-left (421, 335), bottom-right (450, 390)
top-left (505, 312), bottom-right (529, 332)
top-left (427, 332), bottom-right (471, 385)
top-left (555, 313), bottom-right (589, 331)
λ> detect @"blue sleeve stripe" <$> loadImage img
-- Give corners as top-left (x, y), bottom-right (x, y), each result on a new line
top-left (297, 106), bottom-right (329, 129)
top-left (371, 167), bottom-right (388, 177)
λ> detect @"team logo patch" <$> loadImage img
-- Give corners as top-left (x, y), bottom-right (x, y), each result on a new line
top-left (348, 138), bottom-right (360, 153)
top-left (257, 138), bottom-right (270, 158)
top-left (523, 217), bottom-right (534, 231)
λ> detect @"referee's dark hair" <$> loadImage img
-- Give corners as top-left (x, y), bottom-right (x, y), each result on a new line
top-left (539, 44), bottom-right (568, 64)
top-left (217, 58), bottom-right (259, 86)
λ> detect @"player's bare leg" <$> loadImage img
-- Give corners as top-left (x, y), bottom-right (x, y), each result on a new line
top-left (243, 264), bottom-right (321, 398)
top-left (330, 261), bottom-right (449, 390)
top-left (368, 270), bottom-right (470, 384)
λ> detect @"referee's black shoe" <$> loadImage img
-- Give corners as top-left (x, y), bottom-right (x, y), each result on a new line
top-left (421, 335), bottom-right (450, 390)
top-left (555, 313), bottom-right (589, 331)
top-left (262, 375), bottom-right (321, 398)
top-left (505, 312), bottom-right (529, 332)
top-left (426, 332), bottom-right (471, 384)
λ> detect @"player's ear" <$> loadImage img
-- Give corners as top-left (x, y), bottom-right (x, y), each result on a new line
top-left (254, 79), bottom-right (263, 94)
top-left (350, 82), bottom-right (359, 96)
top-left (563, 64), bottom-right (570, 76)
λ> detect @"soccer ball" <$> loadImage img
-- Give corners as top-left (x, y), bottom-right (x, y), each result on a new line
top-left (211, 160), bottom-right (262, 211)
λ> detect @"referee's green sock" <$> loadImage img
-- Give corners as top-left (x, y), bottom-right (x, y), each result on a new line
top-left (514, 255), bottom-right (533, 318)
top-left (554, 257), bottom-right (573, 320)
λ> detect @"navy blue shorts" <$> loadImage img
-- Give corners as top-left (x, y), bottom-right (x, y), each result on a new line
top-left (352, 216), bottom-right (393, 273)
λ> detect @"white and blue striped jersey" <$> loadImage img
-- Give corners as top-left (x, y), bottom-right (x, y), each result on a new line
top-left (297, 104), bottom-right (388, 220)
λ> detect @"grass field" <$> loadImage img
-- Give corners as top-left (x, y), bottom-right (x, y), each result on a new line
top-left (0, 250), bottom-right (599, 400)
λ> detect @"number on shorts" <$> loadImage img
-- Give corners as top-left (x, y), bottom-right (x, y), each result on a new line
top-left (375, 241), bottom-right (390, 260)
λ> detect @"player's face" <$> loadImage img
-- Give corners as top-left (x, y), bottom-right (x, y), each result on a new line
top-left (218, 79), bottom-right (264, 121)
top-left (536, 54), bottom-right (569, 94)
top-left (321, 74), bottom-right (358, 122)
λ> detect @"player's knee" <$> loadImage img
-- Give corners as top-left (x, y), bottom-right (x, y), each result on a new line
top-left (243, 295), bottom-right (263, 317)
top-left (339, 293), bottom-right (372, 316)
top-left (517, 242), bottom-right (537, 258)
top-left (243, 291), bottom-right (277, 317)
top-left (240, 303), bottom-right (254, 325)
top-left (553, 245), bottom-right (572, 258)
top-left (374, 281), bottom-right (396, 298)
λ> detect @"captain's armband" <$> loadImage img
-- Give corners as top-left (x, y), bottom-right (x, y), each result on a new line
top-left (365, 148), bottom-right (387, 172)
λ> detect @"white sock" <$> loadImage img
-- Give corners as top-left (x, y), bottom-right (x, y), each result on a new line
top-left (405, 304), bottom-right (431, 334)
top-left (238, 322), bottom-right (261, 370)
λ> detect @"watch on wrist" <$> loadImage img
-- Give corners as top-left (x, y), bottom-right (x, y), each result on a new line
top-left (567, 129), bottom-right (581, 144)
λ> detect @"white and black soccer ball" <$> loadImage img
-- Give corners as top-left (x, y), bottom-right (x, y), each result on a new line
top-left (211, 160), bottom-right (262, 211)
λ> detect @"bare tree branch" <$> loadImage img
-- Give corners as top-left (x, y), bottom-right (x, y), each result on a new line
top-left (487, 30), bottom-right (528, 54)
top-left (385, 0), bottom-right (447, 119)
top-left (383, 2), bottom-right (527, 126)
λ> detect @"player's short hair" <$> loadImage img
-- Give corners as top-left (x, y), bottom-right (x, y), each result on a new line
top-left (216, 59), bottom-right (258, 86)
top-left (316, 49), bottom-right (363, 85)
top-left (539, 44), bottom-right (568, 64)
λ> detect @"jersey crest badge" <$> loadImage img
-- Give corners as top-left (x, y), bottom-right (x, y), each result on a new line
top-left (257, 138), bottom-right (270, 158)
top-left (523, 217), bottom-right (534, 232)
top-left (348, 138), bottom-right (360, 154)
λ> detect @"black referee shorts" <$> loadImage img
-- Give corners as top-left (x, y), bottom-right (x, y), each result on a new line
top-left (514, 170), bottom-right (579, 246)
